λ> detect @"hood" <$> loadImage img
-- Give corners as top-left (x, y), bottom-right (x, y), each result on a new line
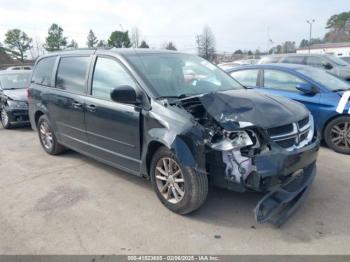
top-left (197, 89), bottom-right (309, 130)
top-left (3, 89), bottom-right (28, 101)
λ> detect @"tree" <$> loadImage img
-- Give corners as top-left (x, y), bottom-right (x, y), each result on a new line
top-left (108, 31), bottom-right (132, 48)
top-left (139, 40), bottom-right (149, 48)
top-left (67, 39), bottom-right (78, 49)
top-left (86, 29), bottom-right (98, 48)
top-left (164, 41), bottom-right (177, 50)
top-left (4, 29), bottom-right (32, 62)
top-left (131, 27), bottom-right (141, 48)
top-left (196, 26), bottom-right (216, 61)
top-left (97, 40), bottom-right (108, 48)
top-left (325, 11), bottom-right (350, 42)
top-left (234, 49), bottom-right (243, 55)
top-left (299, 38), bottom-right (324, 48)
top-left (247, 50), bottom-right (253, 56)
top-left (281, 41), bottom-right (296, 53)
top-left (45, 23), bottom-right (67, 51)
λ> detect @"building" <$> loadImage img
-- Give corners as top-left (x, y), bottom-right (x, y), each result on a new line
top-left (297, 42), bottom-right (350, 57)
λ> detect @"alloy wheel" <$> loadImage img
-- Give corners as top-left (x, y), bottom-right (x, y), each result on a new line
top-left (1, 109), bottom-right (9, 127)
top-left (330, 121), bottom-right (350, 150)
top-left (155, 157), bottom-right (185, 204)
top-left (39, 121), bottom-right (54, 150)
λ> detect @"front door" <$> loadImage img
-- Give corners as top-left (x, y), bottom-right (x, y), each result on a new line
top-left (84, 56), bottom-right (141, 174)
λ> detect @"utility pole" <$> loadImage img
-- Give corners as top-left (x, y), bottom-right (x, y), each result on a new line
top-left (306, 19), bottom-right (315, 55)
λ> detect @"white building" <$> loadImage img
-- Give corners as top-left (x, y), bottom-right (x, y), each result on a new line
top-left (297, 42), bottom-right (350, 57)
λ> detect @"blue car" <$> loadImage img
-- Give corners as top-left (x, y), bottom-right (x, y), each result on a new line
top-left (227, 63), bottom-right (350, 154)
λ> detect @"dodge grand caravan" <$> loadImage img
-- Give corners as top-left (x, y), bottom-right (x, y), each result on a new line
top-left (29, 49), bottom-right (320, 226)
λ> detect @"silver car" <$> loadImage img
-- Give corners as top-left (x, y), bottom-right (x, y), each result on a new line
top-left (259, 54), bottom-right (350, 81)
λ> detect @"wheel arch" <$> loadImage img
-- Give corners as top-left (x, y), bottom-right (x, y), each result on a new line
top-left (322, 113), bottom-right (350, 139)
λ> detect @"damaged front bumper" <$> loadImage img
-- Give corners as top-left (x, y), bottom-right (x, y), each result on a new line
top-left (255, 162), bottom-right (316, 226)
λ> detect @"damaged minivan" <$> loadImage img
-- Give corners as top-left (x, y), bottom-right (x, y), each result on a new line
top-left (29, 49), bottom-right (320, 226)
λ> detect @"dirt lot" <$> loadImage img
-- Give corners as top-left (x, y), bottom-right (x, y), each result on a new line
top-left (0, 125), bottom-right (350, 255)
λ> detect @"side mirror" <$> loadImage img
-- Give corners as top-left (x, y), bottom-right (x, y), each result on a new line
top-left (110, 85), bottom-right (141, 105)
top-left (323, 62), bottom-right (333, 70)
top-left (296, 83), bottom-right (318, 94)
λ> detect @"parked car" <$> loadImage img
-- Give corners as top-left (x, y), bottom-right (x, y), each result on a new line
top-left (218, 59), bottom-right (258, 70)
top-left (228, 63), bottom-right (350, 154)
top-left (6, 65), bottom-right (33, 71)
top-left (341, 57), bottom-right (350, 64)
top-left (0, 70), bottom-right (31, 128)
top-left (29, 49), bottom-right (319, 226)
top-left (258, 54), bottom-right (350, 81)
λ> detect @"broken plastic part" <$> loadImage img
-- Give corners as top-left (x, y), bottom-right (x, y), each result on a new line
top-left (222, 149), bottom-right (256, 183)
top-left (210, 131), bottom-right (254, 151)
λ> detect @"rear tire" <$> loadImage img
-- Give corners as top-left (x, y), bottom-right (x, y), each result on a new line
top-left (150, 147), bottom-right (208, 214)
top-left (37, 115), bottom-right (65, 155)
top-left (324, 116), bottom-right (350, 154)
top-left (1, 108), bottom-right (11, 129)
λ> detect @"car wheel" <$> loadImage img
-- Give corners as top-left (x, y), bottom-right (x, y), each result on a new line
top-left (150, 147), bottom-right (208, 214)
top-left (1, 108), bottom-right (11, 129)
top-left (38, 115), bottom-right (65, 155)
top-left (324, 116), bottom-right (350, 154)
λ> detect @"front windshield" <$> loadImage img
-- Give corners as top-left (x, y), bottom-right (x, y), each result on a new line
top-left (127, 53), bottom-right (243, 98)
top-left (297, 67), bottom-right (350, 91)
top-left (0, 73), bottom-right (31, 90)
top-left (326, 55), bottom-right (349, 66)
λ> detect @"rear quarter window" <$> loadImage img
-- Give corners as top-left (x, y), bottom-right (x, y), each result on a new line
top-left (32, 56), bottom-right (57, 86)
top-left (56, 56), bottom-right (90, 94)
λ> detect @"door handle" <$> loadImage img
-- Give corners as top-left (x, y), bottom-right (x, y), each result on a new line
top-left (86, 104), bottom-right (97, 112)
top-left (72, 101), bottom-right (82, 109)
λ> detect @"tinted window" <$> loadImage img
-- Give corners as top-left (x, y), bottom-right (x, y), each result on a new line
top-left (56, 56), bottom-right (90, 93)
top-left (230, 70), bottom-right (259, 87)
top-left (92, 57), bottom-right (136, 100)
top-left (32, 56), bottom-right (56, 86)
top-left (264, 70), bottom-right (306, 92)
top-left (282, 56), bottom-right (305, 64)
top-left (306, 56), bottom-right (327, 67)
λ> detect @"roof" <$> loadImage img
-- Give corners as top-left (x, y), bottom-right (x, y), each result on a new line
top-left (226, 63), bottom-right (307, 72)
top-left (0, 70), bottom-right (32, 75)
top-left (297, 42), bottom-right (350, 51)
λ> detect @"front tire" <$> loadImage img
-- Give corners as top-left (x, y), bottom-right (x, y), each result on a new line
top-left (150, 147), bottom-right (208, 214)
top-left (37, 115), bottom-right (65, 155)
top-left (324, 116), bottom-right (350, 154)
top-left (1, 108), bottom-right (11, 129)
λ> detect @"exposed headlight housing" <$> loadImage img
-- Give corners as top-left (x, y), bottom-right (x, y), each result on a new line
top-left (210, 130), bottom-right (254, 151)
top-left (7, 100), bottom-right (27, 109)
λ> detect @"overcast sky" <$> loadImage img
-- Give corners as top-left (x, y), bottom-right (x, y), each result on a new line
top-left (0, 0), bottom-right (348, 53)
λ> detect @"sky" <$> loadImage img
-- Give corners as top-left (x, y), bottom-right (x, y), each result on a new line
top-left (0, 0), bottom-right (349, 54)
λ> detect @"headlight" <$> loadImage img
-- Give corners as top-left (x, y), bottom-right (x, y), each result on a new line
top-left (7, 100), bottom-right (27, 108)
top-left (210, 131), bottom-right (254, 151)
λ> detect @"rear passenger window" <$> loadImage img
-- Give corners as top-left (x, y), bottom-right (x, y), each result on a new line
top-left (32, 56), bottom-right (56, 86)
top-left (282, 56), bottom-right (305, 64)
top-left (306, 56), bottom-right (327, 67)
top-left (56, 56), bottom-right (90, 93)
top-left (230, 70), bottom-right (259, 87)
top-left (91, 57), bottom-right (136, 100)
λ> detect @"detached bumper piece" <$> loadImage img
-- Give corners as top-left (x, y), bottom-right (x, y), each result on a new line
top-left (254, 162), bottom-right (316, 227)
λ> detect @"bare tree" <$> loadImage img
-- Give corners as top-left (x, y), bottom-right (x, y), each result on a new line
top-left (196, 26), bottom-right (216, 61)
top-left (131, 27), bottom-right (141, 48)
top-left (163, 41), bottom-right (177, 50)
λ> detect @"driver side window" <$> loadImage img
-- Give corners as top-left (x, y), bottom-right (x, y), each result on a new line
top-left (92, 57), bottom-right (136, 101)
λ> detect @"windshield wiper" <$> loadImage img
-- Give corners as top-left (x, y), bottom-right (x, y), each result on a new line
top-left (156, 93), bottom-right (196, 100)
top-left (332, 88), bottom-right (350, 92)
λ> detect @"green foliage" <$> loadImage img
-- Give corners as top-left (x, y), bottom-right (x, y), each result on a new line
top-left (87, 30), bottom-right (98, 48)
top-left (45, 23), bottom-right (67, 51)
top-left (97, 40), bottom-right (108, 48)
top-left (164, 41), bottom-right (177, 50)
top-left (139, 40), bottom-right (149, 48)
top-left (67, 39), bottom-right (78, 49)
top-left (325, 11), bottom-right (350, 42)
top-left (4, 29), bottom-right (32, 61)
top-left (234, 49), bottom-right (243, 54)
top-left (108, 31), bottom-right (132, 48)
